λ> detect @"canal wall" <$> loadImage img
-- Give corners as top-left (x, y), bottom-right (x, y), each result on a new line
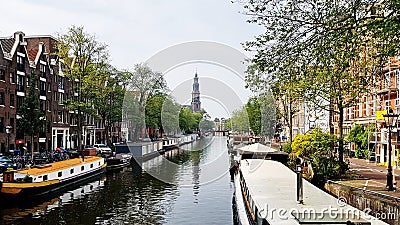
top-left (325, 180), bottom-right (400, 225)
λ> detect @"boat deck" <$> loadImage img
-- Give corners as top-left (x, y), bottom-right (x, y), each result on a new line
top-left (16, 157), bottom-right (102, 176)
top-left (239, 159), bottom-right (388, 225)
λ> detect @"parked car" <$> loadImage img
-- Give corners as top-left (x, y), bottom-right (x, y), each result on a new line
top-left (93, 144), bottom-right (112, 155)
top-left (0, 156), bottom-right (17, 173)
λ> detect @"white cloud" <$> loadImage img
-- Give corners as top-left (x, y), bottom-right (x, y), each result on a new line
top-left (1, 0), bottom-right (263, 116)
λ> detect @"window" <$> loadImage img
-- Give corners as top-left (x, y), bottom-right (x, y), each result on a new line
top-left (43, 175), bottom-right (48, 181)
top-left (9, 94), bottom-right (14, 107)
top-left (47, 82), bottom-right (51, 92)
top-left (26, 76), bottom-right (29, 87)
top-left (40, 100), bottom-right (45, 111)
top-left (0, 92), bottom-right (4, 105)
top-left (70, 168), bottom-right (74, 174)
top-left (81, 166), bottom-right (84, 171)
top-left (40, 64), bottom-right (46, 78)
top-left (16, 75), bottom-right (24, 92)
top-left (0, 69), bottom-right (5, 81)
top-left (58, 172), bottom-right (62, 177)
top-left (17, 56), bottom-right (24, 72)
top-left (10, 118), bottom-right (14, 130)
top-left (59, 93), bottom-right (64, 104)
top-left (47, 100), bottom-right (51, 111)
top-left (40, 81), bottom-right (46, 96)
top-left (58, 111), bottom-right (63, 123)
top-left (90, 164), bottom-right (93, 168)
top-left (10, 72), bottom-right (15, 84)
top-left (58, 76), bottom-right (64, 89)
top-left (17, 96), bottom-right (24, 108)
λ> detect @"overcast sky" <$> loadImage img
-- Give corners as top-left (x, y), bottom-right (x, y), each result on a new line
top-left (1, 0), bottom-right (263, 118)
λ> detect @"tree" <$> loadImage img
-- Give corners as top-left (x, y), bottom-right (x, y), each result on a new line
top-left (230, 107), bottom-right (250, 134)
top-left (348, 124), bottom-right (375, 159)
top-left (93, 65), bottom-right (128, 146)
top-left (56, 26), bottom-right (109, 151)
top-left (179, 107), bottom-right (196, 134)
top-left (123, 63), bottom-right (166, 141)
top-left (161, 96), bottom-right (180, 135)
top-left (245, 97), bottom-right (261, 136)
top-left (240, 0), bottom-right (400, 163)
top-left (17, 76), bottom-right (46, 159)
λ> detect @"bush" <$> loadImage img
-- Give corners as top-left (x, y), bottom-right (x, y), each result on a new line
top-left (291, 128), bottom-right (348, 184)
top-left (281, 143), bottom-right (292, 153)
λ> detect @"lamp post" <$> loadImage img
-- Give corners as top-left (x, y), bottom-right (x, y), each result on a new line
top-left (5, 125), bottom-right (12, 154)
top-left (383, 108), bottom-right (399, 191)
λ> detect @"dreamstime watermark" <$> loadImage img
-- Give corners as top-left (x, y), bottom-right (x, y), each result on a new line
top-left (258, 196), bottom-right (397, 221)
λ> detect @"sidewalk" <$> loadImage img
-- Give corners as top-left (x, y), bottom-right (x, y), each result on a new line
top-left (340, 158), bottom-right (400, 199)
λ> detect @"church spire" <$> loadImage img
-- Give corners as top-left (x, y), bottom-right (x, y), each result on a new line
top-left (191, 70), bottom-right (201, 113)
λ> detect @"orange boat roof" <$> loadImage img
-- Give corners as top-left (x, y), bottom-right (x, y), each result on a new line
top-left (17, 157), bottom-right (103, 176)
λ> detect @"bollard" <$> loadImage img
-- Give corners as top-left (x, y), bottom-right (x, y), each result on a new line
top-left (296, 157), bottom-right (304, 204)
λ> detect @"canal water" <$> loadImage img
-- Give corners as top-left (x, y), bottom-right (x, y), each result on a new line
top-left (0, 136), bottom-right (234, 225)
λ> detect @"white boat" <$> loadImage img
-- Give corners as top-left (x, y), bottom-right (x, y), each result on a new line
top-left (0, 156), bottom-right (106, 197)
top-left (232, 143), bottom-right (388, 225)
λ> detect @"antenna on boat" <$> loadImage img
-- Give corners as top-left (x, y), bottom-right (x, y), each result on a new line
top-left (295, 157), bottom-right (304, 204)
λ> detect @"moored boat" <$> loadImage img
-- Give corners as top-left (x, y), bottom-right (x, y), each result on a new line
top-left (106, 153), bottom-right (133, 171)
top-left (0, 156), bottom-right (106, 198)
top-left (232, 143), bottom-right (387, 225)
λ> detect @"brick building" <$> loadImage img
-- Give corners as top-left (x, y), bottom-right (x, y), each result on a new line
top-left (0, 31), bottom-right (108, 154)
top-left (332, 57), bottom-right (400, 164)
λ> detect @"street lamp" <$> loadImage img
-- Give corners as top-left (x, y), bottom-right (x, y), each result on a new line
top-left (383, 108), bottom-right (399, 191)
top-left (5, 125), bottom-right (12, 153)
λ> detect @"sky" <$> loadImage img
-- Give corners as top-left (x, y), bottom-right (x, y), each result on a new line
top-left (1, 0), bottom-right (263, 118)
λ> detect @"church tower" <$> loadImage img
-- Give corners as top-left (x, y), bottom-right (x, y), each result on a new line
top-left (191, 71), bottom-right (201, 113)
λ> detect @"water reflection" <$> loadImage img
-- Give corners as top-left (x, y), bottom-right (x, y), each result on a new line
top-left (0, 136), bottom-right (233, 225)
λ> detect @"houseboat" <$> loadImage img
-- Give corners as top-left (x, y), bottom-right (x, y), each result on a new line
top-left (233, 158), bottom-right (387, 225)
top-left (0, 156), bottom-right (106, 197)
top-left (106, 153), bottom-right (133, 171)
top-left (115, 134), bottom-right (198, 160)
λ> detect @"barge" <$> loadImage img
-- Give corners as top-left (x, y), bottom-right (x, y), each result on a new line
top-left (0, 156), bottom-right (106, 198)
top-left (232, 143), bottom-right (387, 225)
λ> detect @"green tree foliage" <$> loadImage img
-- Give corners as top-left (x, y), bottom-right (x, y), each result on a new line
top-left (179, 108), bottom-right (197, 134)
top-left (56, 26), bottom-right (109, 151)
top-left (17, 76), bottom-right (46, 157)
top-left (241, 0), bottom-right (400, 163)
top-left (230, 107), bottom-right (250, 134)
top-left (291, 128), bottom-right (348, 184)
top-left (91, 64), bottom-right (128, 146)
top-left (161, 97), bottom-right (180, 135)
top-left (245, 97), bottom-right (261, 136)
top-left (123, 63), bottom-right (166, 140)
top-left (199, 119), bottom-right (215, 131)
top-left (347, 124), bottom-right (375, 159)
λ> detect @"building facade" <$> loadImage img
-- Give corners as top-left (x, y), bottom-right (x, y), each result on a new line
top-left (0, 31), bottom-right (106, 154)
top-left (332, 57), bottom-right (400, 164)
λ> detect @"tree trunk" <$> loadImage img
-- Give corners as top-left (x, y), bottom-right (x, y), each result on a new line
top-left (77, 108), bottom-right (82, 152)
top-left (338, 105), bottom-right (344, 162)
top-left (288, 100), bottom-right (293, 143)
top-left (31, 134), bottom-right (34, 161)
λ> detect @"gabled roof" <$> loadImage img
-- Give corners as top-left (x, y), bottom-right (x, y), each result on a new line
top-left (28, 49), bottom-right (38, 62)
top-left (0, 37), bottom-right (15, 53)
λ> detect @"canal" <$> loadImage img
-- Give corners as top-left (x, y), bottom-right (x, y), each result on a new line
top-left (0, 136), bottom-right (234, 225)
